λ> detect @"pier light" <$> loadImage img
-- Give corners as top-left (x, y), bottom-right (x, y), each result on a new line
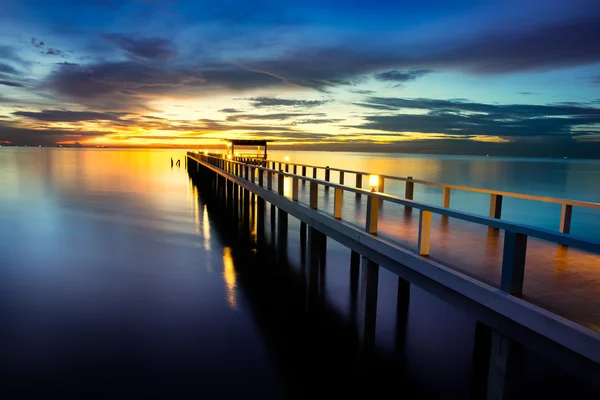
top-left (369, 174), bottom-right (379, 191)
top-left (227, 154), bottom-right (232, 159)
top-left (204, 150), bottom-right (208, 155)
top-left (235, 152), bottom-right (239, 156)
top-left (284, 156), bottom-right (290, 163)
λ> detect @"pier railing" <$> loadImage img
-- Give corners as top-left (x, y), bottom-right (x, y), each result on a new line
top-left (190, 151), bottom-right (600, 299)
top-left (228, 155), bottom-right (600, 236)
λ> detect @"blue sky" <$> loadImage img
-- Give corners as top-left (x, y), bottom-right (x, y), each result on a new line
top-left (0, 0), bottom-right (599, 156)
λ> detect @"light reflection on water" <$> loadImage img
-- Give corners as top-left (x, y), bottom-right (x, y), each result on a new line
top-left (222, 246), bottom-right (237, 310)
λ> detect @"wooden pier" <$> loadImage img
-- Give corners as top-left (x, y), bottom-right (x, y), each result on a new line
top-left (186, 151), bottom-right (600, 379)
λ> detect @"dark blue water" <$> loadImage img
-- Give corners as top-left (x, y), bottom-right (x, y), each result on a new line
top-left (0, 148), bottom-right (598, 398)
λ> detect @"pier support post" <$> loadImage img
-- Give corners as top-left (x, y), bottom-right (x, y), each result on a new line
top-left (442, 187), bottom-right (451, 208)
top-left (257, 197), bottom-right (265, 246)
top-left (405, 177), bottom-right (414, 200)
top-left (306, 227), bottom-right (325, 311)
top-left (277, 208), bottom-right (288, 261)
top-left (267, 170), bottom-right (273, 190)
top-left (358, 256), bottom-right (379, 357)
top-left (501, 232), bottom-right (527, 297)
top-left (292, 177), bottom-right (299, 201)
top-left (334, 188), bottom-right (343, 219)
top-left (310, 182), bottom-right (318, 209)
top-left (487, 330), bottom-right (523, 400)
top-left (395, 275), bottom-right (410, 354)
top-left (243, 189), bottom-right (250, 235)
top-left (490, 194), bottom-right (503, 219)
top-left (559, 204), bottom-right (572, 234)
top-left (365, 194), bottom-right (379, 234)
top-left (278, 173), bottom-right (285, 196)
top-left (418, 210), bottom-right (432, 256)
top-left (226, 180), bottom-right (233, 208)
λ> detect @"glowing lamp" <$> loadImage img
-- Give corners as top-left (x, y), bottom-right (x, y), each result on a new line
top-left (368, 175), bottom-right (379, 191)
top-left (227, 154), bottom-right (232, 159)
top-left (284, 156), bottom-right (290, 163)
top-left (204, 150), bottom-right (208, 155)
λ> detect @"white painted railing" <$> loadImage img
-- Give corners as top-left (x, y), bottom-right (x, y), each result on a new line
top-left (189, 152), bottom-right (600, 299)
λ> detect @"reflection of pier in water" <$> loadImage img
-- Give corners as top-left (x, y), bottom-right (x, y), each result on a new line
top-left (188, 153), bottom-right (600, 396)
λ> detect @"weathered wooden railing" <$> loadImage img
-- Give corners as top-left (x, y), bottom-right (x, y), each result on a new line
top-left (221, 155), bottom-right (600, 235)
top-left (190, 152), bottom-right (600, 299)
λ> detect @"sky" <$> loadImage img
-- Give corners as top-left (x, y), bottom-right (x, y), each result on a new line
top-left (0, 0), bottom-right (599, 156)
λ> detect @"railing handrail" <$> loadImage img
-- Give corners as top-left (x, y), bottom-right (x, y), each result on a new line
top-left (229, 154), bottom-right (600, 210)
top-left (188, 152), bottom-right (600, 255)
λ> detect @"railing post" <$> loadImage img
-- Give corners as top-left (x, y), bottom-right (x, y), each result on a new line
top-left (405, 177), bottom-right (414, 200)
top-left (302, 166), bottom-right (306, 177)
top-left (312, 167), bottom-right (317, 179)
top-left (489, 194), bottom-right (503, 219)
top-left (366, 194), bottom-right (379, 234)
top-left (278, 173), bottom-right (285, 195)
top-left (501, 231), bottom-right (527, 297)
top-left (310, 182), bottom-right (318, 209)
top-left (559, 204), bottom-right (573, 234)
top-left (267, 170), bottom-right (273, 190)
top-left (334, 188), bottom-right (343, 219)
top-left (293, 165), bottom-right (297, 175)
top-left (285, 163), bottom-right (289, 173)
top-left (418, 210), bottom-right (432, 256)
top-left (292, 177), bottom-right (299, 201)
top-left (325, 166), bottom-right (330, 182)
top-left (379, 177), bottom-right (385, 193)
top-left (339, 171), bottom-right (345, 185)
top-left (356, 173), bottom-right (362, 190)
top-left (258, 167), bottom-right (264, 186)
top-left (442, 187), bottom-right (451, 208)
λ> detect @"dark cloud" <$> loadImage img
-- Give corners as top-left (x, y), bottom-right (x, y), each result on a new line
top-left (430, 17), bottom-right (600, 73)
top-left (247, 97), bottom-right (329, 108)
top-left (374, 69), bottom-right (430, 82)
top-left (13, 109), bottom-right (123, 122)
top-left (0, 121), bottom-right (110, 146)
top-left (45, 61), bottom-right (284, 110)
top-left (298, 118), bottom-right (343, 124)
top-left (43, 48), bottom-right (63, 56)
top-left (591, 76), bottom-right (600, 84)
top-left (351, 97), bottom-right (600, 139)
top-left (0, 80), bottom-right (25, 88)
top-left (103, 34), bottom-right (177, 60)
top-left (0, 63), bottom-right (19, 75)
top-left (225, 112), bottom-right (324, 122)
top-left (31, 37), bottom-right (45, 48)
top-left (219, 108), bottom-right (241, 113)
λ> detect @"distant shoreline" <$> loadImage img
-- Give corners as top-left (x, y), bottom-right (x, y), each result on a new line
top-left (2, 145), bottom-right (599, 160)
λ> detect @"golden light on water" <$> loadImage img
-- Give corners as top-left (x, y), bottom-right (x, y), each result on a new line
top-left (202, 204), bottom-right (211, 255)
top-left (222, 247), bottom-right (237, 310)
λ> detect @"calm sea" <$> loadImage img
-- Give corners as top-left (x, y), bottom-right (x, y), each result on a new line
top-left (0, 148), bottom-right (598, 398)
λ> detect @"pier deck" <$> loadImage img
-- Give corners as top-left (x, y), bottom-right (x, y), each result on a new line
top-left (186, 152), bottom-right (600, 366)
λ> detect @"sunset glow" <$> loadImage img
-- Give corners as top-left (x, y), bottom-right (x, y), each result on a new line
top-left (0, 0), bottom-right (599, 156)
